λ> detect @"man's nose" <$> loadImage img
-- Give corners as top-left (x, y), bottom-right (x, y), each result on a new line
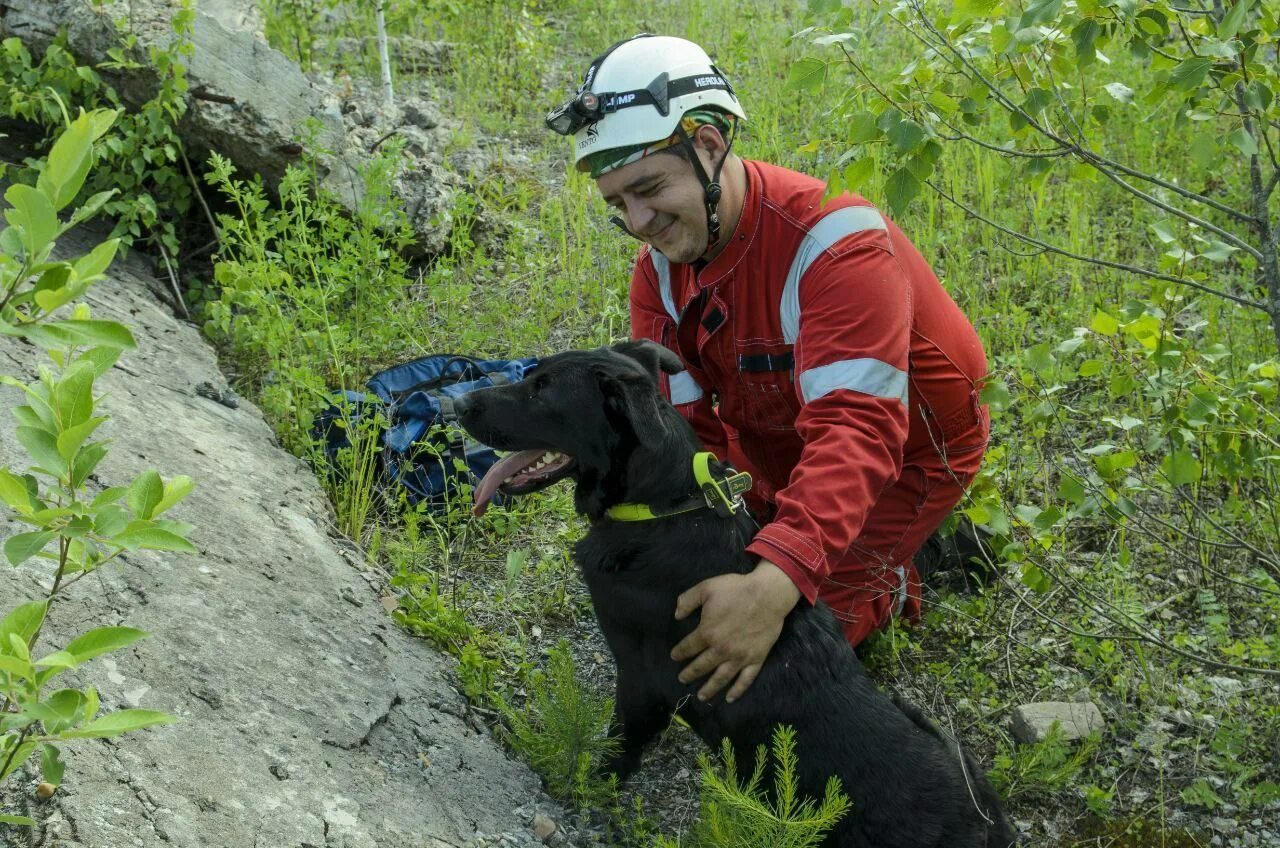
top-left (624, 198), bottom-right (657, 234)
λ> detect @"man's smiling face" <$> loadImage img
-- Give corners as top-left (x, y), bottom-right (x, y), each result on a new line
top-left (596, 148), bottom-right (710, 264)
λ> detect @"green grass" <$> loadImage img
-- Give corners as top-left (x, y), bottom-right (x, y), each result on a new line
top-left (220, 1), bottom-right (1280, 845)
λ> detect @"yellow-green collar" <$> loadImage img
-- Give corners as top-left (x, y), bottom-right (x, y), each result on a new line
top-left (604, 452), bottom-right (752, 522)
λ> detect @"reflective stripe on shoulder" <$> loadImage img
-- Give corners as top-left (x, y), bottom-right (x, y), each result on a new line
top-left (799, 358), bottom-right (908, 406)
top-left (780, 206), bottom-right (887, 345)
top-left (650, 250), bottom-right (679, 322)
top-left (649, 251), bottom-right (703, 406)
top-left (669, 370), bottom-right (704, 405)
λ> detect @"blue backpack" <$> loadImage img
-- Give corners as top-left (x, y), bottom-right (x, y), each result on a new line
top-left (313, 354), bottom-right (538, 510)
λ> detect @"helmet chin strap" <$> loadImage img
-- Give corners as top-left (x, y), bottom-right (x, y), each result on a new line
top-left (676, 121), bottom-right (737, 258)
top-left (608, 121), bottom-right (739, 256)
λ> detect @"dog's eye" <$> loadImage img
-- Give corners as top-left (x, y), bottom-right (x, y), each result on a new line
top-left (531, 375), bottom-right (550, 393)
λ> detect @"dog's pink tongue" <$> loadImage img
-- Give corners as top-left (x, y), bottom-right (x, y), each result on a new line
top-left (472, 449), bottom-right (544, 515)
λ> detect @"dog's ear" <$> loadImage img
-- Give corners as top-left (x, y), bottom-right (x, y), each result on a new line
top-left (598, 359), bottom-right (669, 448)
top-left (610, 340), bottom-right (683, 381)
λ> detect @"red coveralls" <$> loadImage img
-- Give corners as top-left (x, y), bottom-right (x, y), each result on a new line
top-left (630, 160), bottom-right (989, 646)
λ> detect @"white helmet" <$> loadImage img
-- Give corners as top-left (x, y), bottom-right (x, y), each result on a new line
top-left (546, 34), bottom-right (747, 171)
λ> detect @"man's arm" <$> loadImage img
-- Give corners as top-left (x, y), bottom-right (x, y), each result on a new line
top-left (745, 240), bottom-right (911, 600)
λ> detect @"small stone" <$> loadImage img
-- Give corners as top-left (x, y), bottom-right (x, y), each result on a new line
top-left (35, 782), bottom-right (56, 800)
top-left (1010, 701), bottom-right (1106, 744)
top-left (269, 763), bottom-right (290, 780)
top-left (531, 812), bottom-right (557, 842)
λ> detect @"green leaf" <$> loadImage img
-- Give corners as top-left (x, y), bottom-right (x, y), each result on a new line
top-left (1227, 127), bottom-right (1259, 156)
top-left (950, 0), bottom-right (998, 25)
top-left (152, 475), bottom-right (194, 517)
top-left (71, 238), bottom-right (120, 283)
top-left (1022, 88), bottom-right (1052, 117)
top-left (1091, 310), bottom-right (1119, 335)
top-left (111, 524), bottom-right (197, 553)
top-left (1200, 240), bottom-right (1239, 263)
top-left (1072, 19), bottom-right (1101, 64)
top-left (1162, 448), bottom-right (1202, 486)
top-left (0, 741), bottom-right (37, 782)
top-left (34, 688), bottom-right (86, 734)
top-left (884, 166), bottom-right (921, 214)
top-left (886, 119), bottom-right (925, 152)
top-left (71, 442), bottom-right (109, 488)
top-left (1018, 0), bottom-right (1062, 29)
top-left (56, 417), bottom-right (105, 462)
top-left (38, 110), bottom-right (116, 211)
top-left (0, 814), bottom-right (36, 826)
top-left (33, 650), bottom-right (75, 669)
top-left (4, 183), bottom-right (58, 259)
top-left (65, 626), bottom-right (147, 664)
top-left (0, 653), bottom-right (32, 677)
top-left (0, 600), bottom-right (47, 655)
top-left (842, 157), bottom-right (876, 191)
top-left (91, 486), bottom-right (128, 508)
top-left (1103, 82), bottom-right (1134, 104)
top-left (128, 470), bottom-right (164, 520)
top-left (61, 708), bottom-right (175, 739)
top-left (1169, 57), bottom-right (1213, 91)
top-left (846, 110), bottom-right (880, 143)
top-left (786, 57), bottom-right (827, 92)
top-left (41, 743), bottom-right (65, 787)
top-left (1020, 563), bottom-right (1052, 593)
top-left (53, 362), bottom-right (97, 429)
top-left (1218, 0), bottom-right (1255, 39)
top-left (16, 424), bottom-right (68, 477)
top-left (93, 504), bottom-right (130, 537)
top-left (0, 468), bottom-right (35, 511)
top-left (66, 189), bottom-right (117, 227)
top-left (4, 530), bottom-right (56, 566)
top-left (47, 319), bottom-right (136, 350)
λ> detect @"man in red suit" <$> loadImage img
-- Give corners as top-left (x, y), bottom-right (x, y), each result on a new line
top-left (547, 34), bottom-right (990, 703)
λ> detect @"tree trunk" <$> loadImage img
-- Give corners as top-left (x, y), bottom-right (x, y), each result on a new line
top-left (375, 0), bottom-right (394, 110)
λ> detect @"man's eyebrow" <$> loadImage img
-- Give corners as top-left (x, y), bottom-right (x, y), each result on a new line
top-left (603, 174), bottom-right (662, 205)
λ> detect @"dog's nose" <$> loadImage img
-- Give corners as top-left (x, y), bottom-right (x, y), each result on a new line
top-left (451, 393), bottom-right (472, 417)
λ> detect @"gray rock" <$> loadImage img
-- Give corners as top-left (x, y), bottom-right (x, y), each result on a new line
top-left (1010, 701), bottom-right (1106, 744)
top-left (0, 0), bottom-right (460, 255)
top-left (0, 223), bottom-right (558, 845)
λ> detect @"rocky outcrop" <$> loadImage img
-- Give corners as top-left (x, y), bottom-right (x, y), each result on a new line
top-left (0, 222), bottom-right (560, 846)
top-left (0, 0), bottom-right (461, 255)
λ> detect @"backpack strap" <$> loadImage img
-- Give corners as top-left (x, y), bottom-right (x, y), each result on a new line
top-left (435, 395), bottom-right (468, 470)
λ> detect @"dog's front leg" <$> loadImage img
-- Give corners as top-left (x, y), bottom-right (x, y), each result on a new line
top-left (599, 667), bottom-right (673, 782)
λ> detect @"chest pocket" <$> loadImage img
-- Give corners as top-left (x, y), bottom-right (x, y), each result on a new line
top-left (733, 346), bottom-right (799, 433)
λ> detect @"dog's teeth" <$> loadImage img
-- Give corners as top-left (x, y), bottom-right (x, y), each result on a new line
top-left (542, 452), bottom-right (555, 462)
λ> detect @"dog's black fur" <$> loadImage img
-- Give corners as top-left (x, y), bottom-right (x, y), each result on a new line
top-left (455, 341), bottom-right (1017, 848)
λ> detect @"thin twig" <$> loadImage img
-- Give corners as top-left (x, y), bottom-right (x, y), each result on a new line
top-left (155, 238), bottom-right (190, 321)
top-left (926, 179), bottom-right (1266, 310)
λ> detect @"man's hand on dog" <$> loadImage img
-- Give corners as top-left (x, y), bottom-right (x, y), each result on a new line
top-left (671, 560), bottom-right (802, 703)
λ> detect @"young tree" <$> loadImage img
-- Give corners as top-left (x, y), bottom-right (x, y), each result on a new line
top-left (795, 0), bottom-right (1280, 356)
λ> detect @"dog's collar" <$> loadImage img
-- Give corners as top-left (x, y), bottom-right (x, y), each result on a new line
top-left (604, 452), bottom-right (752, 522)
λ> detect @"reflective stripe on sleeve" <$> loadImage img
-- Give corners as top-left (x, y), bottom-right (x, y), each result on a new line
top-left (799, 358), bottom-right (908, 405)
top-left (669, 370), bottom-right (704, 405)
top-left (781, 206), bottom-right (887, 344)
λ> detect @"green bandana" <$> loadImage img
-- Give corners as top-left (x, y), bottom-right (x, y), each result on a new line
top-left (579, 109), bottom-right (738, 179)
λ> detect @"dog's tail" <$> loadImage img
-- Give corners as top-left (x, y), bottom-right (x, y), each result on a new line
top-left (890, 695), bottom-right (1019, 847)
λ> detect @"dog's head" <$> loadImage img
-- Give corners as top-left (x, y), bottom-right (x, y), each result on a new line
top-left (456, 340), bottom-right (690, 519)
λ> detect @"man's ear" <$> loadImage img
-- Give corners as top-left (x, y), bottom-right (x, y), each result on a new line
top-left (610, 340), bottom-right (683, 381)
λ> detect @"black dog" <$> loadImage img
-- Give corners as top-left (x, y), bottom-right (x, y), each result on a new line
top-left (456, 341), bottom-right (1016, 848)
